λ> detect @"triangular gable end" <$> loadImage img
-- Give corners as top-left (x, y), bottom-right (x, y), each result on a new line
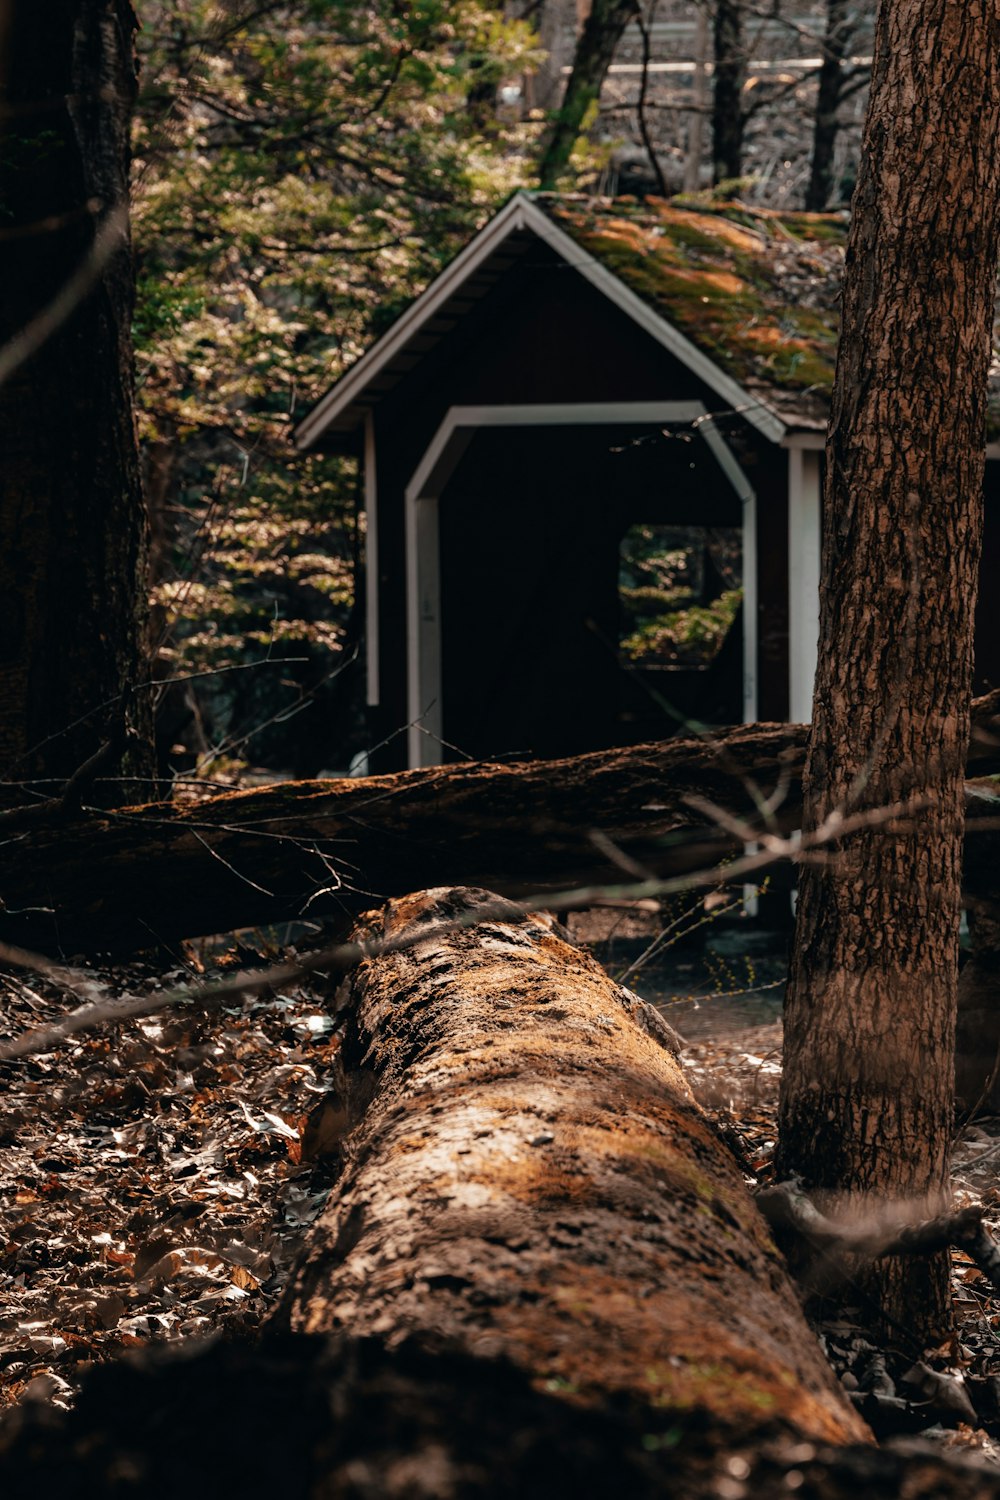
top-left (293, 192), bottom-right (789, 450)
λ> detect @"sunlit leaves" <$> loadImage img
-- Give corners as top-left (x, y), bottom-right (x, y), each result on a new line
top-left (133, 3), bottom-right (540, 771)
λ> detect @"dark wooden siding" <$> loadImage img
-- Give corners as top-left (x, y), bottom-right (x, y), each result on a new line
top-left (975, 458), bottom-right (1000, 695)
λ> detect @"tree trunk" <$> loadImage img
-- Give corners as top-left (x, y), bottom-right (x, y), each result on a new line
top-left (0, 0), bottom-right (153, 799)
top-left (805, 0), bottom-right (854, 212)
top-left (283, 887), bottom-right (868, 1452)
top-left (683, 1), bottom-right (710, 192)
top-left (5, 699), bottom-right (1000, 956)
top-left (711, 0), bottom-right (745, 185)
top-left (777, 1), bottom-right (1000, 1341)
top-left (537, 0), bottom-right (639, 190)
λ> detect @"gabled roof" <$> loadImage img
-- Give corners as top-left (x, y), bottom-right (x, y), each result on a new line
top-left (293, 190), bottom-right (850, 451)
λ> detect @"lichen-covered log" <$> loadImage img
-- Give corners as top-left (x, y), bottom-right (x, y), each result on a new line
top-left (3, 694), bottom-right (1000, 956)
top-left (7, 888), bottom-right (1000, 1495)
top-left (282, 887), bottom-right (868, 1453)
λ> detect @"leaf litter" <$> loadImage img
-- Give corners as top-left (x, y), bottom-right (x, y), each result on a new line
top-left (0, 949), bottom-right (343, 1412)
top-left (642, 960), bottom-right (1000, 1463)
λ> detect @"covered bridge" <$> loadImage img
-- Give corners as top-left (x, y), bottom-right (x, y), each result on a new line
top-left (295, 192), bottom-right (1000, 771)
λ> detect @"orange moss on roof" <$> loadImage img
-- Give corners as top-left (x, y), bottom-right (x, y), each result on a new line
top-left (536, 193), bottom-right (845, 403)
top-left (536, 193), bottom-right (1000, 435)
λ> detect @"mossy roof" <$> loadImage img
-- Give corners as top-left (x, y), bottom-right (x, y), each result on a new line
top-left (535, 193), bottom-right (846, 428)
top-left (536, 193), bottom-right (1000, 438)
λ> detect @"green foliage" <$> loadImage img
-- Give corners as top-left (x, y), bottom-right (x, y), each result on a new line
top-left (618, 524), bottom-right (742, 669)
top-left (134, 1), bottom-right (541, 773)
top-left (621, 589), bottom-right (743, 668)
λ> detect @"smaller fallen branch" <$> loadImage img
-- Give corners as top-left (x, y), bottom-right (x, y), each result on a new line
top-left (0, 797), bottom-right (927, 1062)
top-left (757, 1179), bottom-right (1000, 1288)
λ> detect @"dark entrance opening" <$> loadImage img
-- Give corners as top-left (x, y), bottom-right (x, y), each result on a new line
top-left (438, 422), bottom-right (744, 763)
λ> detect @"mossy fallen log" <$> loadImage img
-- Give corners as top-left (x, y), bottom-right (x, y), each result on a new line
top-left (282, 887), bottom-right (866, 1452)
top-left (3, 1331), bottom-right (998, 1498)
top-left (0, 721), bottom-right (804, 955)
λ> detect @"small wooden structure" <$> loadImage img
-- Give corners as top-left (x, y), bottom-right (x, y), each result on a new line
top-left (296, 193), bottom-right (1000, 770)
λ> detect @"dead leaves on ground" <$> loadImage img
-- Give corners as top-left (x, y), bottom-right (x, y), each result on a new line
top-left (0, 959), bottom-right (343, 1410)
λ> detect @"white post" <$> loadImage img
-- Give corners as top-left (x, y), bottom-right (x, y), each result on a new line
top-left (787, 448), bottom-right (822, 723)
top-left (406, 496), bottom-right (444, 769)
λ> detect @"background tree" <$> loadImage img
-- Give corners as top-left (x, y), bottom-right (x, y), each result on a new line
top-left (537, 0), bottom-right (639, 189)
top-left (776, 0), bottom-right (1000, 1338)
top-left (0, 0), bottom-right (153, 800)
top-left (805, 1), bottom-right (870, 211)
top-left (711, 0), bottom-right (745, 184)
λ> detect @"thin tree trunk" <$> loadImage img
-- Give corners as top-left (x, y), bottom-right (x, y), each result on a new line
top-left (634, 2), bottom-right (668, 196)
top-left (282, 886), bottom-right (868, 1453)
top-left (537, 0), bottom-right (639, 190)
top-left (711, 0), bottom-right (745, 185)
top-left (805, 0), bottom-right (854, 212)
top-left (777, 1), bottom-right (1000, 1340)
top-left (0, 0), bottom-right (153, 798)
top-left (684, 2), bottom-right (710, 192)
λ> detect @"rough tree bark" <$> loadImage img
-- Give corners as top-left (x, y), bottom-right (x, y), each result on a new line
top-left (0, 0), bottom-right (153, 798)
top-left (22, 889), bottom-right (1000, 1497)
top-left (712, 0), bottom-right (746, 185)
top-left (537, 0), bottom-right (639, 189)
top-left (776, 0), bottom-right (1000, 1340)
top-left (4, 699), bottom-right (1000, 956)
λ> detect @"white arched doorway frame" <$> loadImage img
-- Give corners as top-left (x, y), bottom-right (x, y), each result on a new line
top-left (403, 401), bottom-right (758, 769)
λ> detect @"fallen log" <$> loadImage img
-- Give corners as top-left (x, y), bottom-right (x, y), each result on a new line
top-left (4, 1335), bottom-right (999, 1499)
top-left (0, 721), bottom-right (804, 955)
top-left (281, 887), bottom-right (867, 1453)
top-left (5, 890), bottom-right (1000, 1493)
top-left (3, 691), bottom-right (1000, 956)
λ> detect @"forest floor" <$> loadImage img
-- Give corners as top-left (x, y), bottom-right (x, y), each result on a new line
top-left (2, 908), bottom-right (1000, 1467)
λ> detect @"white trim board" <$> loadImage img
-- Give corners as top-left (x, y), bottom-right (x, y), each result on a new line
top-left (403, 401), bottom-right (758, 768)
top-left (294, 192), bottom-right (786, 451)
top-left (784, 432), bottom-right (1000, 462)
top-left (787, 447), bottom-right (821, 723)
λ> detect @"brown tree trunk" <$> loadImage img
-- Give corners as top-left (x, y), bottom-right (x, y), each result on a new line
top-left (283, 887), bottom-right (868, 1453)
top-left (0, 0), bottom-right (153, 801)
top-left (776, 1), bottom-right (1000, 1340)
top-left (804, 0), bottom-right (854, 212)
top-left (5, 699), bottom-right (1000, 956)
top-left (711, 0), bottom-right (745, 185)
top-left (537, 0), bottom-right (639, 189)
